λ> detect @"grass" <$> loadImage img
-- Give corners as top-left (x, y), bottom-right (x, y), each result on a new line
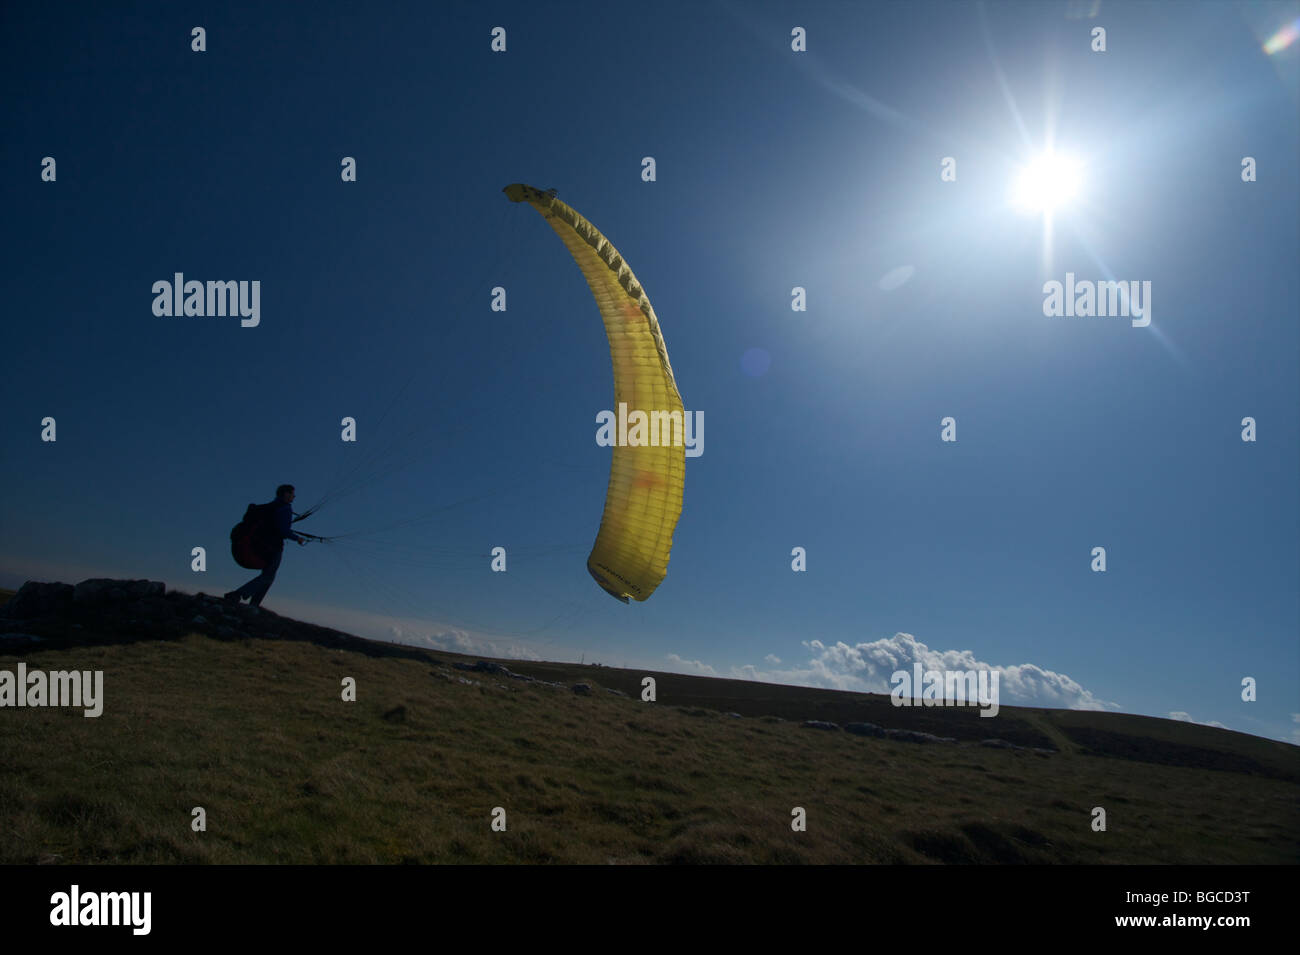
top-left (1, 588), bottom-right (1297, 864)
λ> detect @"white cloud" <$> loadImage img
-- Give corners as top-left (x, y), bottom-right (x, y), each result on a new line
top-left (397, 624), bottom-right (541, 662)
top-left (672, 632), bottom-right (1119, 711)
top-left (251, 596), bottom-right (544, 661)
top-left (1169, 711), bottom-right (1227, 729)
top-left (789, 633), bottom-right (1120, 710)
top-left (665, 653), bottom-right (717, 676)
top-left (764, 654), bottom-right (782, 665)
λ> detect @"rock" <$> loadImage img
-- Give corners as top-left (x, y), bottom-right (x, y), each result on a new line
top-left (571, 683), bottom-right (592, 696)
top-left (455, 661), bottom-right (499, 674)
top-left (0, 632), bottom-right (43, 645)
top-left (882, 729), bottom-right (954, 744)
top-left (135, 597), bottom-right (175, 619)
top-left (725, 712), bottom-right (743, 718)
top-left (845, 722), bottom-right (885, 737)
top-left (74, 578), bottom-right (162, 602)
top-left (73, 579), bottom-right (120, 602)
top-left (453, 660), bottom-right (524, 679)
top-left (802, 720), bottom-right (840, 731)
top-left (0, 581), bottom-right (74, 619)
top-left (136, 620), bottom-right (172, 639)
top-left (604, 687), bottom-right (629, 697)
top-left (191, 615), bottom-right (209, 626)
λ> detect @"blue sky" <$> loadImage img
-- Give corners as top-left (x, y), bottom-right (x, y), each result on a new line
top-left (2, 1), bottom-right (1297, 743)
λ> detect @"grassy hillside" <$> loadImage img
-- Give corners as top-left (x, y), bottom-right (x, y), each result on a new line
top-left (1, 585), bottom-right (1296, 864)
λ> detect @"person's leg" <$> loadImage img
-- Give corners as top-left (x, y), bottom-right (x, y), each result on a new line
top-left (229, 571), bottom-right (262, 601)
top-left (248, 549), bottom-right (282, 606)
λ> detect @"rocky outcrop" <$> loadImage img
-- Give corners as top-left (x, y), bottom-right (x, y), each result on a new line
top-left (0, 577), bottom-right (444, 665)
top-left (801, 720), bottom-right (840, 731)
top-left (0, 581), bottom-right (74, 619)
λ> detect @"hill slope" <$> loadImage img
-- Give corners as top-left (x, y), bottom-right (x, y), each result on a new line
top-left (1, 580), bottom-right (1296, 864)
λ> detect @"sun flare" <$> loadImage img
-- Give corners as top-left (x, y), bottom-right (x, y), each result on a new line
top-left (1011, 151), bottom-right (1084, 214)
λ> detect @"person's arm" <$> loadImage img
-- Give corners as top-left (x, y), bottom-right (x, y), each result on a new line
top-left (277, 504), bottom-right (304, 543)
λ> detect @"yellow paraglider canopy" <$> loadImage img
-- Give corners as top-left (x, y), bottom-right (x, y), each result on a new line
top-left (504, 184), bottom-right (685, 602)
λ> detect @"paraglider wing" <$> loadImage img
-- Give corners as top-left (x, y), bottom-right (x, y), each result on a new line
top-left (504, 183), bottom-right (685, 602)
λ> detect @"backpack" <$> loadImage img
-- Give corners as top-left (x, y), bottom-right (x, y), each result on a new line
top-left (230, 502), bottom-right (279, 569)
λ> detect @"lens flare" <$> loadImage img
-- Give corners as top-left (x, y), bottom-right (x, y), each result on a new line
top-left (1263, 17), bottom-right (1299, 55)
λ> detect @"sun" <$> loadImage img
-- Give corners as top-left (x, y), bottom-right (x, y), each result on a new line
top-left (1011, 151), bottom-right (1084, 214)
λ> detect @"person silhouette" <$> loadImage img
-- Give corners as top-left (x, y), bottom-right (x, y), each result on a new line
top-left (225, 484), bottom-right (306, 607)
